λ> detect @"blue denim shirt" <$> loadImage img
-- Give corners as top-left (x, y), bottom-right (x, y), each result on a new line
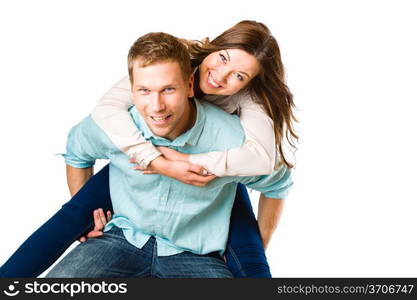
top-left (64, 98), bottom-right (293, 256)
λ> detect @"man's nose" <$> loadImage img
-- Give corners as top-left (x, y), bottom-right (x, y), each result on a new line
top-left (150, 93), bottom-right (165, 112)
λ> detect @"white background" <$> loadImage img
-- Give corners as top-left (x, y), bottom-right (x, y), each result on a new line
top-left (1, 0), bottom-right (416, 277)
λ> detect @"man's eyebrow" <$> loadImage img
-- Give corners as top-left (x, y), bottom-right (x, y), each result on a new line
top-left (133, 83), bottom-right (180, 90)
top-left (161, 83), bottom-right (179, 89)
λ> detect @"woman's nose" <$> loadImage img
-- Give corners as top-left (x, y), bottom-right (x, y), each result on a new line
top-left (216, 66), bottom-right (230, 85)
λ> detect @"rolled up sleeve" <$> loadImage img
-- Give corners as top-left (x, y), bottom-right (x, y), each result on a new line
top-left (63, 116), bottom-right (112, 168)
top-left (238, 164), bottom-right (293, 199)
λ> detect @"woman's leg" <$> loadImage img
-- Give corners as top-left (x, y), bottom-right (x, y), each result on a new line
top-left (1, 169), bottom-right (271, 278)
top-left (225, 183), bottom-right (272, 278)
top-left (0, 165), bottom-right (112, 277)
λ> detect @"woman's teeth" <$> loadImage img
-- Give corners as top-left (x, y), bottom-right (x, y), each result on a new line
top-left (208, 73), bottom-right (220, 88)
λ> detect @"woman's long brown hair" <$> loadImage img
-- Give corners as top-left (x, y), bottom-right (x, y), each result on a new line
top-left (189, 20), bottom-right (298, 169)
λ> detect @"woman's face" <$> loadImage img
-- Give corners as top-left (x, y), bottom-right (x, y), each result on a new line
top-left (199, 49), bottom-right (260, 96)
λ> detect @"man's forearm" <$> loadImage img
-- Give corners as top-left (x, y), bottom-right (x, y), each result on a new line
top-left (257, 194), bottom-right (285, 250)
top-left (66, 165), bottom-right (93, 197)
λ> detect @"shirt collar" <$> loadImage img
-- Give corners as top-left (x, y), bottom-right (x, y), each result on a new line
top-left (129, 97), bottom-right (206, 147)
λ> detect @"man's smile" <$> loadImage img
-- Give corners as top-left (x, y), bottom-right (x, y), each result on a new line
top-left (149, 114), bottom-right (172, 126)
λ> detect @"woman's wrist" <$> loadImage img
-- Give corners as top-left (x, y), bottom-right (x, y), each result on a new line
top-left (149, 156), bottom-right (170, 174)
top-left (155, 146), bottom-right (190, 162)
top-left (182, 153), bottom-right (190, 162)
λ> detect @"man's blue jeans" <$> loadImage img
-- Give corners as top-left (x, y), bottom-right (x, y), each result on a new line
top-left (46, 227), bottom-right (233, 278)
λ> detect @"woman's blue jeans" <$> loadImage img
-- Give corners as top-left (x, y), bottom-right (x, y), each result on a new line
top-left (0, 164), bottom-right (271, 278)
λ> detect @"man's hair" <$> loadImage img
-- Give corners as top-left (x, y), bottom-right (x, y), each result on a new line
top-left (127, 32), bottom-right (192, 84)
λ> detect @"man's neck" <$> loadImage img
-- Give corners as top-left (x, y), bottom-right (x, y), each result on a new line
top-left (183, 98), bottom-right (197, 134)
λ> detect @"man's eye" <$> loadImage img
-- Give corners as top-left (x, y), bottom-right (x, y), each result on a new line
top-left (163, 88), bottom-right (175, 93)
top-left (137, 89), bottom-right (149, 93)
top-left (219, 53), bottom-right (227, 63)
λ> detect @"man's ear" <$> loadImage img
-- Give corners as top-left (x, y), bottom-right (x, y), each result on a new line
top-left (187, 75), bottom-right (194, 98)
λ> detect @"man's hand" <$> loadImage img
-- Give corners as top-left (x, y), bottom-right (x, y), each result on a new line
top-left (79, 208), bottom-right (112, 243)
top-left (131, 156), bottom-right (215, 187)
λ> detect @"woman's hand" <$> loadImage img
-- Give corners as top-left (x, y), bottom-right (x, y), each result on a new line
top-left (156, 146), bottom-right (189, 162)
top-left (131, 156), bottom-right (216, 187)
top-left (78, 208), bottom-right (112, 243)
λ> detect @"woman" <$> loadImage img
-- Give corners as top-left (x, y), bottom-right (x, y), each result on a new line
top-left (0, 20), bottom-right (297, 278)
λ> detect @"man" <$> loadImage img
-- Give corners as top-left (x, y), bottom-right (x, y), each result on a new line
top-left (47, 32), bottom-right (292, 278)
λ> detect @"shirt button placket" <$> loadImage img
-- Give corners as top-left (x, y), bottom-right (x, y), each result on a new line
top-left (156, 176), bottom-right (169, 235)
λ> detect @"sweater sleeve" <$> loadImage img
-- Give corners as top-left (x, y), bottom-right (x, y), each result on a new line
top-left (90, 76), bottom-right (161, 168)
top-left (189, 95), bottom-right (277, 176)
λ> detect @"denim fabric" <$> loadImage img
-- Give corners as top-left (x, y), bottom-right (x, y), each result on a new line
top-left (0, 165), bottom-right (271, 278)
top-left (226, 183), bottom-right (272, 278)
top-left (0, 164), bottom-right (112, 278)
top-left (46, 227), bottom-right (232, 278)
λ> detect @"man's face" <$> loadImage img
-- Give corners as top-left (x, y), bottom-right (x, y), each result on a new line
top-left (131, 59), bottom-right (194, 140)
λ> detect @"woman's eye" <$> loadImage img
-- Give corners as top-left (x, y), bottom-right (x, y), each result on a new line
top-left (235, 73), bottom-right (244, 81)
top-left (219, 53), bottom-right (227, 63)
